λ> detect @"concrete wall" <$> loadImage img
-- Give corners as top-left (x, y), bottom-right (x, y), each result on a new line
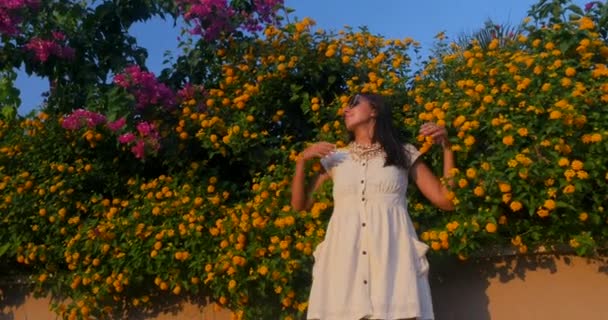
top-left (2, 254), bottom-right (607, 320)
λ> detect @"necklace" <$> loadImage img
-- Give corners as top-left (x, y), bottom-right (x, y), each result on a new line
top-left (349, 141), bottom-right (385, 162)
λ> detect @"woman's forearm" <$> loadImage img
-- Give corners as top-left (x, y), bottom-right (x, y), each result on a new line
top-left (442, 144), bottom-right (455, 187)
top-left (290, 158), bottom-right (308, 211)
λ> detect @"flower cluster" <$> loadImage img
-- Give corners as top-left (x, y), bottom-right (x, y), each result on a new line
top-left (177, 83), bottom-right (208, 112)
top-left (409, 10), bottom-right (608, 258)
top-left (24, 32), bottom-right (75, 62)
top-left (113, 65), bottom-right (176, 110)
top-left (0, 0), bottom-right (39, 36)
top-left (240, 0), bottom-right (284, 32)
top-left (118, 121), bottom-right (161, 159)
top-left (584, 1), bottom-right (600, 11)
top-left (61, 109), bottom-right (107, 130)
top-left (177, 0), bottom-right (283, 40)
top-left (62, 109), bottom-right (160, 160)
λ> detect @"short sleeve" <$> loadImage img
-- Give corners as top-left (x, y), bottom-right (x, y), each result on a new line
top-left (404, 143), bottom-right (422, 168)
top-left (320, 149), bottom-right (348, 177)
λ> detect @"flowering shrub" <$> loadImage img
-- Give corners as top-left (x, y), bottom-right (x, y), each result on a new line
top-left (113, 65), bottom-right (176, 111)
top-left (1, 1), bottom-right (607, 320)
top-left (24, 32), bottom-right (75, 62)
top-left (0, 0), bottom-right (39, 36)
top-left (410, 3), bottom-right (608, 257)
top-left (177, 0), bottom-right (284, 40)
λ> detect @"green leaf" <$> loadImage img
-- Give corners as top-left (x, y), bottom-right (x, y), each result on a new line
top-left (0, 243), bottom-right (12, 257)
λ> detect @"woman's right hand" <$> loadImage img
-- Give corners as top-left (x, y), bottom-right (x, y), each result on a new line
top-left (299, 142), bottom-right (335, 162)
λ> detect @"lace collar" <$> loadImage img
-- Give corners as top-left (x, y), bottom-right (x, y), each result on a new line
top-left (348, 141), bottom-right (385, 162)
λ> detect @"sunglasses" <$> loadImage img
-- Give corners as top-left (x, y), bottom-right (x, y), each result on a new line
top-left (347, 94), bottom-right (362, 109)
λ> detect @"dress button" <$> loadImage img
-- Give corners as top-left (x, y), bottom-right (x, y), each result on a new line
top-left (363, 280), bottom-right (368, 284)
top-left (360, 180), bottom-right (364, 184)
top-left (361, 222), bottom-right (366, 227)
top-left (361, 198), bottom-right (365, 202)
top-left (362, 251), bottom-right (367, 255)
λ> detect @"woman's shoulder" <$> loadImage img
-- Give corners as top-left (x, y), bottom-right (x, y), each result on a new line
top-left (402, 143), bottom-right (419, 153)
top-left (401, 143), bottom-right (422, 167)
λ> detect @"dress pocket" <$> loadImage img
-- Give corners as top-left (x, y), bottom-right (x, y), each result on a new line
top-left (312, 241), bottom-right (326, 278)
top-left (411, 238), bottom-right (430, 276)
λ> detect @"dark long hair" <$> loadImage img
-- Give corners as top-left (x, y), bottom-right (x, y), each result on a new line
top-left (348, 93), bottom-right (411, 169)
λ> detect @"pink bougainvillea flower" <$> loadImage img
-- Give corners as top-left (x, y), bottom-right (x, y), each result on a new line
top-left (131, 139), bottom-right (146, 159)
top-left (113, 65), bottom-right (176, 110)
top-left (24, 36), bottom-right (75, 62)
top-left (62, 109), bottom-right (107, 130)
top-left (0, 0), bottom-right (40, 36)
top-left (118, 132), bottom-right (136, 144)
top-left (585, 1), bottom-right (599, 11)
top-left (107, 117), bottom-right (127, 132)
top-left (176, 0), bottom-right (283, 40)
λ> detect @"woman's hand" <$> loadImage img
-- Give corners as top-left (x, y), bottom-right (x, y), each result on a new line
top-left (419, 122), bottom-right (450, 149)
top-left (291, 141), bottom-right (335, 211)
top-left (299, 142), bottom-right (335, 162)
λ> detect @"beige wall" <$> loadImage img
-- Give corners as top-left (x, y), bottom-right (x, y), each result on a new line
top-left (429, 253), bottom-right (608, 320)
top-left (2, 254), bottom-right (607, 320)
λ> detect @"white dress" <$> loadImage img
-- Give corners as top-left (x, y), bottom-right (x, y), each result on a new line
top-left (307, 144), bottom-right (434, 320)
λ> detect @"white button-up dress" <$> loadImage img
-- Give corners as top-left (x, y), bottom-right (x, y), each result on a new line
top-left (307, 144), bottom-right (434, 320)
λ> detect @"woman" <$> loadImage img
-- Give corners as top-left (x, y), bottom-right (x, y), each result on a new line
top-left (290, 93), bottom-right (455, 320)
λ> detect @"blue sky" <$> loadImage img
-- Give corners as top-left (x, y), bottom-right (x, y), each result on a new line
top-left (15, 0), bottom-right (586, 115)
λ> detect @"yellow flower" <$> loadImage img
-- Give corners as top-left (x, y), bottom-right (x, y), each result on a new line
top-left (498, 183), bottom-right (511, 193)
top-left (510, 201), bottom-right (522, 212)
top-left (458, 179), bottom-right (468, 188)
top-left (549, 110), bottom-right (562, 119)
top-left (576, 170), bottom-right (589, 179)
top-left (446, 221), bottom-right (460, 232)
top-left (578, 16), bottom-right (595, 30)
top-left (565, 67), bottom-right (576, 77)
top-left (511, 235), bottom-right (522, 246)
top-left (571, 160), bottom-right (583, 171)
top-left (579, 212), bottom-right (588, 222)
top-left (563, 169), bottom-right (576, 181)
top-left (569, 238), bottom-right (580, 248)
top-left (517, 128), bottom-right (528, 137)
top-left (464, 135), bottom-right (475, 146)
top-left (466, 168), bottom-right (476, 179)
top-left (563, 184), bottom-right (575, 194)
top-left (480, 162), bottom-right (490, 171)
top-left (473, 186), bottom-right (485, 197)
top-left (420, 231), bottom-right (429, 241)
top-left (502, 135), bottom-right (514, 146)
top-left (431, 241), bottom-right (441, 251)
top-left (537, 208), bottom-right (550, 218)
top-left (485, 222), bottom-right (497, 233)
top-left (543, 199), bottom-right (556, 210)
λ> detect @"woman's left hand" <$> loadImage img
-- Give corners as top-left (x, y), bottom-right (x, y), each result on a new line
top-left (419, 122), bottom-right (450, 148)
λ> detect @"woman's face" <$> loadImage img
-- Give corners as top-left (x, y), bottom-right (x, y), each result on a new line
top-left (344, 95), bottom-right (376, 131)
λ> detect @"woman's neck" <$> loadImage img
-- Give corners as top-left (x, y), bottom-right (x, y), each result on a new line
top-left (351, 127), bottom-right (374, 146)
